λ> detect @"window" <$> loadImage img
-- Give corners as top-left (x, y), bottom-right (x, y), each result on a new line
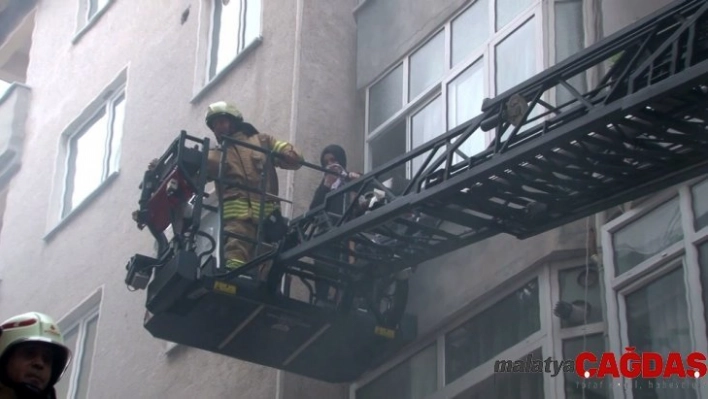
top-left (54, 291), bottom-right (102, 399)
top-left (557, 265), bottom-right (604, 328)
top-left (409, 31), bottom-right (445, 101)
top-left (699, 241), bottom-right (708, 338)
top-left (562, 334), bottom-right (608, 398)
top-left (356, 344), bottom-right (437, 399)
top-left (625, 265), bottom-right (694, 398)
top-left (452, 348), bottom-right (544, 399)
top-left (369, 64), bottom-right (404, 132)
top-left (365, 0), bottom-right (546, 186)
top-left (208, 0), bottom-right (262, 81)
top-left (62, 89), bottom-right (125, 218)
top-left (496, 0), bottom-right (534, 30)
top-left (554, 0), bottom-right (586, 105)
top-left (691, 179), bottom-right (708, 232)
top-left (445, 278), bottom-right (540, 384)
top-left (451, 0), bottom-right (489, 68)
top-left (75, 0), bottom-right (113, 40)
top-left (494, 20), bottom-right (536, 95)
top-left (603, 179), bottom-right (708, 399)
top-left (611, 197), bottom-right (683, 276)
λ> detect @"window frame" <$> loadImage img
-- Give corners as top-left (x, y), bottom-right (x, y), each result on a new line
top-left (192, 0), bottom-right (263, 102)
top-left (60, 86), bottom-right (125, 220)
top-left (601, 176), bottom-right (708, 399)
top-left (44, 69), bottom-right (127, 241)
top-left (73, 0), bottom-right (114, 44)
top-left (549, 259), bottom-right (608, 399)
top-left (56, 288), bottom-right (103, 399)
top-left (363, 0), bottom-right (545, 175)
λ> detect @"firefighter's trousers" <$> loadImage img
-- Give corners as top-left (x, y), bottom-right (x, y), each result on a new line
top-left (223, 215), bottom-right (272, 281)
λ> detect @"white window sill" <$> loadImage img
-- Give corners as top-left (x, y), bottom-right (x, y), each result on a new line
top-left (43, 171), bottom-right (120, 242)
top-left (72, 1), bottom-right (115, 45)
top-left (190, 36), bottom-right (263, 104)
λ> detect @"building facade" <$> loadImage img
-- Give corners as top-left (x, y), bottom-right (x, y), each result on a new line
top-left (0, 0), bottom-right (705, 399)
top-left (0, 0), bottom-right (358, 398)
top-left (350, 0), bottom-right (708, 399)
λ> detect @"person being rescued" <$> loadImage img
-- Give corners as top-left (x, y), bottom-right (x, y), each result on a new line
top-left (204, 101), bottom-right (304, 281)
top-left (308, 145), bottom-right (362, 307)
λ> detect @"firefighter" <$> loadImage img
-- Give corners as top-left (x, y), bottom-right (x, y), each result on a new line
top-left (0, 312), bottom-right (71, 399)
top-left (204, 101), bottom-right (303, 278)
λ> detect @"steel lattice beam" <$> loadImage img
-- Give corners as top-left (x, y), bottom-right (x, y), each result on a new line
top-left (273, 0), bottom-right (708, 285)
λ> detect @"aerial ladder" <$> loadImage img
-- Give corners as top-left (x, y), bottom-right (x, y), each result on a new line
top-left (125, 0), bottom-right (708, 383)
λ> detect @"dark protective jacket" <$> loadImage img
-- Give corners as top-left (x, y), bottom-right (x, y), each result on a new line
top-left (309, 144), bottom-right (349, 214)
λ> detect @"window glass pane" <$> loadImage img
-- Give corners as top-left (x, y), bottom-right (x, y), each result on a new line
top-left (562, 334), bottom-right (610, 398)
top-left (369, 120), bottom-right (407, 194)
top-left (108, 94), bottom-right (125, 175)
top-left (211, 0), bottom-right (243, 78)
top-left (356, 343), bottom-right (437, 399)
top-left (445, 279), bottom-right (540, 384)
top-left (447, 59), bottom-right (487, 160)
top-left (451, 0), bottom-right (489, 67)
top-left (557, 265), bottom-right (603, 328)
top-left (369, 65), bottom-right (404, 132)
top-left (75, 314), bottom-right (99, 399)
top-left (411, 96), bottom-right (443, 175)
top-left (496, 0), bottom-right (533, 31)
top-left (452, 348), bottom-right (544, 399)
top-left (612, 197), bottom-right (683, 275)
top-left (66, 109), bottom-right (109, 214)
top-left (495, 19), bottom-right (536, 95)
top-left (625, 265), bottom-right (697, 398)
top-left (554, 0), bottom-right (587, 106)
top-left (54, 326), bottom-right (79, 399)
top-left (409, 31), bottom-right (444, 100)
top-left (691, 179), bottom-right (708, 231)
top-left (244, 0), bottom-right (261, 45)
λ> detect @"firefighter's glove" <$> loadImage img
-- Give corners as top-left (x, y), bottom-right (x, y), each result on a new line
top-left (279, 151), bottom-right (302, 167)
top-left (132, 210), bottom-right (146, 230)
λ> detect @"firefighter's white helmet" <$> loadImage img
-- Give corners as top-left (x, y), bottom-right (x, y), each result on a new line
top-left (0, 312), bottom-right (72, 388)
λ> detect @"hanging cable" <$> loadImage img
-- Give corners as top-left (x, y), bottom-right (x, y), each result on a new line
top-left (582, 216), bottom-right (591, 399)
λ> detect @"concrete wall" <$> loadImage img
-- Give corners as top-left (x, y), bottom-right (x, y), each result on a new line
top-left (0, 0), bottom-right (356, 398)
top-left (279, 0), bottom-right (357, 397)
top-left (601, 0), bottom-right (675, 37)
top-left (288, 0), bottom-right (361, 219)
top-left (408, 219), bottom-right (588, 335)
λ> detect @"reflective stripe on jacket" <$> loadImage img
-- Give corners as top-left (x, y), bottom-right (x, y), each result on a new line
top-left (207, 130), bottom-right (303, 219)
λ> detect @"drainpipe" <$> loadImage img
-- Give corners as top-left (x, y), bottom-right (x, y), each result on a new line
top-left (277, 0), bottom-right (304, 396)
top-left (283, 0), bottom-right (305, 221)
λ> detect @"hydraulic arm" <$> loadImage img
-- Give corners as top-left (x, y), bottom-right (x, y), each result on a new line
top-left (124, 0), bottom-right (708, 383)
top-left (273, 0), bottom-right (708, 293)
